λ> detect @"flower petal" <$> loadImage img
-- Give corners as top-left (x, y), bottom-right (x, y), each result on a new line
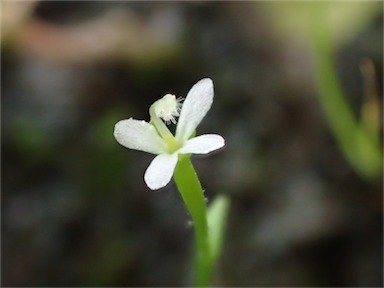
top-left (114, 118), bottom-right (167, 154)
top-left (178, 134), bottom-right (225, 154)
top-left (175, 78), bottom-right (214, 143)
top-left (144, 153), bottom-right (178, 190)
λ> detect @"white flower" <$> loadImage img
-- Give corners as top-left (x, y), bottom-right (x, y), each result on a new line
top-left (113, 78), bottom-right (225, 190)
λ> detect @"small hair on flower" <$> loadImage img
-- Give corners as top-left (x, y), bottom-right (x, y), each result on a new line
top-left (114, 78), bottom-right (225, 190)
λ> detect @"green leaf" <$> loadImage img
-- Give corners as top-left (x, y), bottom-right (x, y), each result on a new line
top-left (207, 195), bottom-right (230, 266)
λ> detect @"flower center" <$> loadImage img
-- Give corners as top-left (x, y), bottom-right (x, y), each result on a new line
top-left (149, 95), bottom-right (182, 154)
top-left (153, 94), bottom-right (182, 124)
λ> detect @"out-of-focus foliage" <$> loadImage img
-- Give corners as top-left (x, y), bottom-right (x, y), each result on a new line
top-left (310, 3), bottom-right (382, 181)
top-left (262, 1), bottom-right (382, 46)
top-left (207, 195), bottom-right (230, 268)
top-left (1, 1), bottom-right (382, 287)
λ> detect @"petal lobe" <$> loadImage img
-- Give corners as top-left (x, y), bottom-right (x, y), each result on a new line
top-left (175, 78), bottom-right (214, 142)
top-left (114, 118), bottom-right (167, 154)
top-left (178, 134), bottom-right (225, 154)
top-left (144, 154), bottom-right (178, 190)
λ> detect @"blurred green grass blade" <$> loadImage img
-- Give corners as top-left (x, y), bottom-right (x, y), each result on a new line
top-left (207, 195), bottom-right (230, 266)
top-left (310, 3), bottom-right (382, 181)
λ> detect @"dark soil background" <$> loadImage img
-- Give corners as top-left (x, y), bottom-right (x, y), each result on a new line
top-left (1, 1), bottom-right (383, 287)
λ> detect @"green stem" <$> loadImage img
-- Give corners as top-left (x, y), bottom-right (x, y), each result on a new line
top-left (174, 155), bottom-right (212, 287)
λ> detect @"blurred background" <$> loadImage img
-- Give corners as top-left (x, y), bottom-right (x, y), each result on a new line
top-left (1, 1), bottom-right (383, 287)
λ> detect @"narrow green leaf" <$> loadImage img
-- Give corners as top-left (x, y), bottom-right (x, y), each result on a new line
top-left (207, 195), bottom-right (230, 266)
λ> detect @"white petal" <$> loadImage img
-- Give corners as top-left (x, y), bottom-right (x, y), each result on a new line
top-left (178, 134), bottom-right (225, 154)
top-left (144, 153), bottom-right (178, 190)
top-left (175, 78), bottom-right (214, 143)
top-left (114, 118), bottom-right (167, 154)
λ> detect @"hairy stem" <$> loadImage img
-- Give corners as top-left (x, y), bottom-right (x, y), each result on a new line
top-left (174, 155), bottom-right (212, 287)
